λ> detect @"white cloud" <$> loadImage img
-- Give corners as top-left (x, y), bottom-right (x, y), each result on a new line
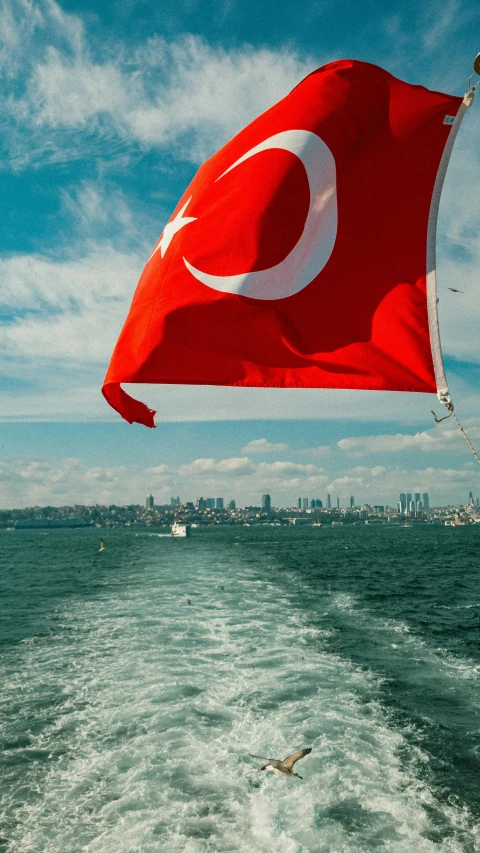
top-left (2, 3), bottom-right (315, 168)
top-left (0, 453), bottom-right (324, 507)
top-left (177, 457), bottom-right (254, 476)
top-left (338, 422), bottom-right (480, 455)
top-left (241, 438), bottom-right (288, 453)
top-left (1, 452), bottom-right (477, 510)
top-left (326, 463), bottom-right (478, 507)
top-left (327, 475), bottom-right (366, 493)
top-left (257, 461), bottom-right (323, 476)
top-left (0, 244), bottom-right (144, 364)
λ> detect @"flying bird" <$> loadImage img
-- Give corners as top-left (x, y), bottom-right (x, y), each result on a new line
top-left (448, 288), bottom-right (463, 293)
top-left (98, 539), bottom-right (105, 552)
top-left (249, 748), bottom-right (312, 779)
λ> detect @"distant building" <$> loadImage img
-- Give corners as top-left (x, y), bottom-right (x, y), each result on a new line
top-left (228, 499), bottom-right (236, 511)
top-left (406, 492), bottom-right (412, 507)
top-left (215, 498), bottom-right (224, 509)
top-left (197, 497), bottom-right (206, 510)
top-left (399, 493), bottom-right (407, 513)
top-left (416, 500), bottom-right (423, 515)
top-left (397, 501), bottom-right (403, 513)
top-left (302, 497), bottom-right (308, 510)
top-left (409, 500), bottom-right (415, 514)
top-left (423, 492), bottom-right (430, 510)
top-left (350, 495), bottom-right (355, 509)
top-left (336, 497), bottom-right (340, 508)
top-left (327, 494), bottom-right (331, 509)
top-left (170, 496), bottom-right (180, 506)
top-left (298, 497), bottom-right (302, 509)
top-left (146, 494), bottom-right (154, 510)
top-left (415, 492), bottom-right (421, 505)
top-left (262, 494), bottom-right (271, 513)
top-left (469, 491), bottom-right (474, 506)
top-left (205, 498), bottom-right (215, 509)
top-left (315, 499), bottom-right (323, 508)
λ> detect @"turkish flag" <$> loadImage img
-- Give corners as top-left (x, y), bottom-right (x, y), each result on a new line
top-left (103, 59), bottom-right (462, 427)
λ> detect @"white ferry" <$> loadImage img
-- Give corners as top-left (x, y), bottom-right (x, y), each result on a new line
top-left (171, 522), bottom-right (190, 537)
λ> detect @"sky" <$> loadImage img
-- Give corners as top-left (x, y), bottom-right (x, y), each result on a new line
top-left (0, 0), bottom-right (479, 509)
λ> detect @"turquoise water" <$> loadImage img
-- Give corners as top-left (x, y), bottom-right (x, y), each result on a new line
top-left (1, 526), bottom-right (479, 852)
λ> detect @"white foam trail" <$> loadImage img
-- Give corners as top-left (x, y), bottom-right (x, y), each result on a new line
top-left (0, 539), bottom-right (477, 852)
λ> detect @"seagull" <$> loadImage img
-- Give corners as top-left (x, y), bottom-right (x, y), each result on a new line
top-left (98, 539), bottom-right (105, 552)
top-left (448, 287), bottom-right (463, 293)
top-left (249, 748), bottom-right (312, 779)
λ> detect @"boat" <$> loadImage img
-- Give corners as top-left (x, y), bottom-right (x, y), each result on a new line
top-left (171, 522), bottom-right (190, 537)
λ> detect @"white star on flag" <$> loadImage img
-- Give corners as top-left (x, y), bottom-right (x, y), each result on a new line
top-left (149, 198), bottom-right (197, 262)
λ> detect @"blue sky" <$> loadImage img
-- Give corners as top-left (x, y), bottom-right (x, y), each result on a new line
top-left (0, 0), bottom-right (479, 508)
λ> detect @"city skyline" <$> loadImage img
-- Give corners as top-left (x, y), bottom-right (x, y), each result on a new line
top-left (5, 487), bottom-right (480, 513)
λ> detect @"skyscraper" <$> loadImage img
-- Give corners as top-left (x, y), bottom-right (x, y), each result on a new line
top-left (406, 493), bottom-right (412, 508)
top-left (262, 494), bottom-right (271, 513)
top-left (399, 493), bottom-right (407, 512)
top-left (228, 499), bottom-right (236, 510)
top-left (414, 492), bottom-right (421, 505)
top-left (336, 497), bottom-right (340, 508)
top-left (205, 498), bottom-right (215, 509)
top-left (423, 492), bottom-right (429, 510)
top-left (298, 497), bottom-right (302, 509)
top-left (350, 496), bottom-right (355, 509)
top-left (302, 497), bottom-right (308, 510)
top-left (327, 494), bottom-right (331, 509)
top-left (146, 494), bottom-right (154, 510)
top-left (215, 498), bottom-right (224, 509)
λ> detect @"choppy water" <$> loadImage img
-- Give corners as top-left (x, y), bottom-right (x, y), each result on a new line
top-left (1, 525), bottom-right (479, 852)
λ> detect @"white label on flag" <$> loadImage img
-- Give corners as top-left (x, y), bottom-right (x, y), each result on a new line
top-left (443, 115), bottom-right (455, 125)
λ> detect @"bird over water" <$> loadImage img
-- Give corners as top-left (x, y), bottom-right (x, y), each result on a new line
top-left (250, 748), bottom-right (312, 779)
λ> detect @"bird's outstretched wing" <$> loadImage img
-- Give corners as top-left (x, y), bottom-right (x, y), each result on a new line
top-left (249, 753), bottom-right (274, 762)
top-left (448, 288), bottom-right (463, 293)
top-left (282, 748), bottom-right (312, 768)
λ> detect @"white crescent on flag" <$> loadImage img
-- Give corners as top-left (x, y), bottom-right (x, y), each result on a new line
top-left (183, 129), bottom-right (338, 300)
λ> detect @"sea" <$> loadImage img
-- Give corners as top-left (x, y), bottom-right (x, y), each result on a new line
top-left (1, 524), bottom-right (479, 853)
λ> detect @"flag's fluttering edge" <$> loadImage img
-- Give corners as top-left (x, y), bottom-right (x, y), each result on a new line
top-left (102, 59), bottom-right (463, 427)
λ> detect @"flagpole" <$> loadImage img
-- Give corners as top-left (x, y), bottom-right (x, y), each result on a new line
top-left (428, 54), bottom-right (480, 465)
top-left (427, 55), bottom-right (479, 407)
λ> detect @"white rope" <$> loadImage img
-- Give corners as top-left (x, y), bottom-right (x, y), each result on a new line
top-left (431, 404), bottom-right (480, 466)
top-left (452, 411), bottom-right (480, 466)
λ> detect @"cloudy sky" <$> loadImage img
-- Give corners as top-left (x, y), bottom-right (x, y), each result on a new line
top-left (0, 0), bottom-right (479, 508)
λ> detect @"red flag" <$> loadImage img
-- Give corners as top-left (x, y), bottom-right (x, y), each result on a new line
top-left (102, 59), bottom-right (463, 427)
